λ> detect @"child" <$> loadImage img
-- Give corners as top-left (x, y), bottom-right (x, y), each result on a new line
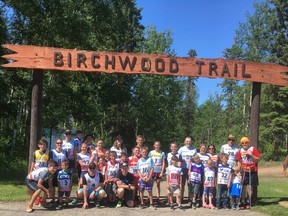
top-left (202, 159), bottom-right (216, 209)
top-left (96, 139), bottom-right (106, 158)
top-left (197, 143), bottom-right (210, 167)
top-left (120, 152), bottom-right (128, 165)
top-left (62, 129), bottom-right (77, 170)
top-left (166, 155), bottom-right (183, 210)
top-left (230, 166), bottom-right (242, 210)
top-left (188, 154), bottom-right (204, 209)
top-left (128, 147), bottom-right (140, 202)
top-left (56, 159), bottom-right (73, 210)
top-left (104, 149), bottom-right (110, 163)
top-left (166, 142), bottom-right (182, 167)
top-left (98, 156), bottom-right (107, 176)
top-left (216, 154), bottom-right (233, 210)
top-left (89, 145), bottom-right (98, 165)
top-left (148, 141), bottom-right (166, 205)
top-left (105, 151), bottom-right (120, 203)
top-left (25, 160), bottom-right (57, 213)
top-left (137, 147), bottom-right (156, 210)
top-left (30, 139), bottom-right (49, 205)
top-left (110, 136), bottom-right (127, 162)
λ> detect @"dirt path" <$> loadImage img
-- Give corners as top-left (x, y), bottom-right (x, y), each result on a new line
top-left (1, 162), bottom-right (281, 216)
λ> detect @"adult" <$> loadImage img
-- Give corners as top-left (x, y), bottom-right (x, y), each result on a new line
top-left (79, 162), bottom-right (106, 209)
top-left (135, 135), bottom-right (144, 158)
top-left (220, 134), bottom-right (239, 167)
top-left (236, 137), bottom-right (261, 209)
top-left (62, 129), bottom-right (77, 169)
top-left (178, 137), bottom-right (197, 199)
top-left (116, 163), bottom-right (135, 208)
top-left (110, 135), bottom-right (127, 162)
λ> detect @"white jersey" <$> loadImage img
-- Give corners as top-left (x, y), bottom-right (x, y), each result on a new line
top-left (204, 167), bottom-right (216, 187)
top-left (217, 163), bottom-right (232, 185)
top-left (27, 167), bottom-right (51, 182)
top-left (82, 171), bottom-right (104, 191)
top-left (50, 149), bottom-right (66, 168)
top-left (136, 157), bottom-right (154, 177)
top-left (178, 146), bottom-right (197, 169)
top-left (166, 152), bottom-right (181, 166)
top-left (220, 144), bottom-right (239, 167)
top-left (77, 152), bottom-right (91, 171)
top-left (166, 165), bottom-right (182, 185)
top-left (110, 146), bottom-right (127, 162)
top-left (197, 153), bottom-right (210, 167)
top-left (62, 140), bottom-right (75, 160)
top-left (106, 161), bottom-right (120, 180)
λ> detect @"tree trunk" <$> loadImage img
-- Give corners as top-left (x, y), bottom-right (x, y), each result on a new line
top-left (28, 70), bottom-right (44, 173)
top-left (249, 81), bottom-right (261, 205)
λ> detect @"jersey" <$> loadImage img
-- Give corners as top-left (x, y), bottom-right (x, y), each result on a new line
top-left (148, 150), bottom-right (166, 173)
top-left (57, 169), bottom-right (73, 191)
top-left (128, 156), bottom-right (139, 177)
top-left (166, 165), bottom-right (182, 186)
top-left (106, 161), bottom-right (120, 180)
top-left (166, 152), bottom-right (182, 166)
top-left (136, 157), bottom-right (154, 178)
top-left (82, 171), bottom-right (104, 191)
top-left (62, 140), bottom-right (75, 160)
top-left (77, 152), bottom-right (91, 172)
top-left (73, 137), bottom-right (82, 152)
top-left (217, 163), bottom-right (232, 185)
top-left (110, 146), bottom-right (127, 162)
top-left (203, 167), bottom-right (216, 187)
top-left (178, 145), bottom-right (197, 169)
top-left (197, 153), bottom-right (210, 167)
top-left (189, 162), bottom-right (204, 184)
top-left (220, 144), bottom-right (239, 167)
top-left (96, 148), bottom-right (105, 158)
top-left (207, 153), bottom-right (219, 167)
top-left (27, 167), bottom-right (52, 182)
top-left (235, 147), bottom-right (261, 172)
top-left (230, 173), bottom-right (242, 197)
top-left (50, 149), bottom-right (67, 168)
top-left (98, 164), bottom-right (106, 176)
top-left (33, 150), bottom-right (49, 170)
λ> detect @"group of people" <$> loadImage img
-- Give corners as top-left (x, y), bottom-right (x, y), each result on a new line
top-left (25, 131), bottom-right (261, 213)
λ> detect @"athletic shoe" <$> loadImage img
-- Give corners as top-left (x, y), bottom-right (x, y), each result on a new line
top-left (34, 197), bottom-right (41, 205)
top-left (26, 205), bottom-right (33, 213)
top-left (95, 201), bottom-right (100, 208)
top-left (192, 203), bottom-right (196, 209)
top-left (225, 207), bottom-right (230, 211)
top-left (149, 205), bottom-right (157, 210)
top-left (170, 203), bottom-right (174, 210)
top-left (178, 205), bottom-right (185, 211)
top-left (56, 204), bottom-right (63, 210)
top-left (116, 200), bottom-right (122, 208)
top-left (139, 204), bottom-right (143, 209)
top-left (71, 198), bottom-right (78, 205)
top-left (231, 204), bottom-right (236, 210)
top-left (239, 202), bottom-right (246, 210)
top-left (209, 204), bottom-right (215, 209)
top-left (203, 204), bottom-right (209, 208)
top-left (246, 204), bottom-right (250, 209)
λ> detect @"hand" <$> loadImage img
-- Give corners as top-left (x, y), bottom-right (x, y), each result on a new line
top-left (82, 202), bottom-right (88, 209)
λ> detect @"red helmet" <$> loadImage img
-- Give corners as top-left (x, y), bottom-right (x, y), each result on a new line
top-left (240, 137), bottom-right (250, 144)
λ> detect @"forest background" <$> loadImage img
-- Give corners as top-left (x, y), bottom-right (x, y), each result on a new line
top-left (0, 0), bottom-right (287, 179)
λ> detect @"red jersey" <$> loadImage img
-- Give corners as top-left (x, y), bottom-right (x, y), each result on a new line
top-left (236, 147), bottom-right (261, 172)
top-left (128, 156), bottom-right (139, 177)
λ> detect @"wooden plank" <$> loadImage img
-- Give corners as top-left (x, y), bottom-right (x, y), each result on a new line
top-left (1, 44), bottom-right (288, 86)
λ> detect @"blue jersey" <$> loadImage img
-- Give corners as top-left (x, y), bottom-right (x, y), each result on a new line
top-left (189, 162), bottom-right (204, 184)
top-left (136, 157), bottom-right (154, 177)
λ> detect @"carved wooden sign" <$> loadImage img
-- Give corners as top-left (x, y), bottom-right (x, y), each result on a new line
top-left (1, 44), bottom-right (288, 86)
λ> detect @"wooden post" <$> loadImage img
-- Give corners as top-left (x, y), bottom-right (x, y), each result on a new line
top-left (28, 69), bottom-right (43, 172)
top-left (250, 81), bottom-right (261, 205)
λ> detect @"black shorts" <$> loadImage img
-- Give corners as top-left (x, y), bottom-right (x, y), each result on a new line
top-left (52, 170), bottom-right (59, 187)
top-left (181, 168), bottom-right (189, 186)
top-left (58, 190), bottom-right (71, 197)
top-left (25, 178), bottom-right (49, 192)
top-left (242, 171), bottom-right (259, 186)
top-left (124, 189), bottom-right (134, 202)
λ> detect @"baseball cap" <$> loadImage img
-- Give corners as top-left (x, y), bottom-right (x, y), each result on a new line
top-left (121, 162), bottom-right (128, 168)
top-left (228, 134), bottom-right (235, 140)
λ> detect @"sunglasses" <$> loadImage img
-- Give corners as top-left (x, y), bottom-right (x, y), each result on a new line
top-left (228, 139), bottom-right (234, 141)
top-left (56, 142), bottom-right (62, 144)
top-left (241, 142), bottom-right (249, 144)
top-left (208, 148), bottom-right (214, 150)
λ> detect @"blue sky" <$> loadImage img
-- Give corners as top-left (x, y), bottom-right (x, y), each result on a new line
top-left (136, 0), bottom-right (260, 104)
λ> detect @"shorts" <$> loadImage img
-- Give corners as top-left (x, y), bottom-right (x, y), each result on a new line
top-left (87, 188), bottom-right (106, 198)
top-left (124, 189), bottom-right (134, 202)
top-left (77, 162), bottom-right (81, 179)
top-left (105, 181), bottom-right (117, 196)
top-left (203, 186), bottom-right (214, 196)
top-left (25, 178), bottom-right (49, 192)
top-left (188, 182), bottom-right (201, 195)
top-left (167, 184), bottom-right (181, 195)
top-left (152, 172), bottom-right (161, 180)
top-left (58, 190), bottom-right (71, 197)
top-left (139, 178), bottom-right (153, 192)
top-left (242, 171), bottom-right (259, 186)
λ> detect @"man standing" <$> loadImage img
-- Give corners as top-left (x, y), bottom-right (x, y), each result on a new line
top-left (220, 134), bottom-right (239, 167)
top-left (178, 137), bottom-right (197, 200)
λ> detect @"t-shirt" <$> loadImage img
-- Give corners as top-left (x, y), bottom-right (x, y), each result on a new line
top-left (136, 157), bottom-right (154, 177)
top-left (166, 165), bottom-right (182, 186)
top-left (220, 144), bottom-right (239, 167)
top-left (148, 150), bottom-right (166, 173)
top-left (62, 140), bottom-right (75, 160)
top-left (82, 171), bottom-right (104, 191)
top-left (217, 163), bottom-right (232, 185)
top-left (203, 167), bottom-right (216, 187)
top-left (235, 147), bottom-right (261, 172)
top-left (178, 146), bottom-right (197, 169)
top-left (117, 172), bottom-right (134, 185)
top-left (33, 150), bottom-right (49, 170)
top-left (27, 167), bottom-right (52, 182)
top-left (166, 152), bottom-right (182, 166)
top-left (57, 169), bottom-right (73, 191)
top-left (189, 162), bottom-right (204, 184)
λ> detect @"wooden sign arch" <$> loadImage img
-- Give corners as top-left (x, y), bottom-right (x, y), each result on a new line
top-left (1, 44), bottom-right (288, 86)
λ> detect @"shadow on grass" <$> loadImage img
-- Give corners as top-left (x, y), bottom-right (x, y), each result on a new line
top-left (257, 197), bottom-right (288, 206)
